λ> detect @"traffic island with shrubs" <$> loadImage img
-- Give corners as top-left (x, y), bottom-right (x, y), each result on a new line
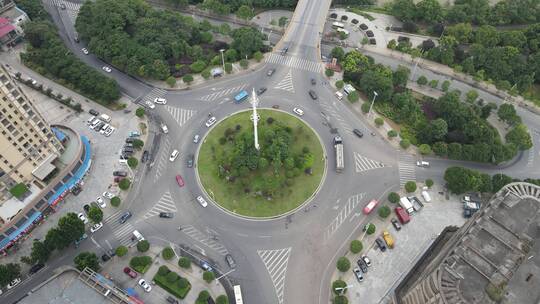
top-left (153, 265), bottom-right (192, 299)
top-left (129, 256), bottom-right (152, 274)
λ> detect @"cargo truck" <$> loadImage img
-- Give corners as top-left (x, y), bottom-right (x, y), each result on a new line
top-left (334, 136), bottom-right (344, 173)
top-left (399, 197), bottom-right (414, 214)
top-left (382, 231), bottom-right (394, 249)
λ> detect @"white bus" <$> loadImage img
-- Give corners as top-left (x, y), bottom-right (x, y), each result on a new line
top-left (233, 285), bottom-right (243, 304)
top-left (332, 21), bottom-right (345, 29)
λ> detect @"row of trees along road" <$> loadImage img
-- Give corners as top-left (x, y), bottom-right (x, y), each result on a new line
top-left (75, 0), bottom-right (266, 81)
top-left (15, 0), bottom-right (120, 105)
top-left (339, 49), bottom-right (532, 164)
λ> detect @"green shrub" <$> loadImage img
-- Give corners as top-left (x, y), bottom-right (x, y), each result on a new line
top-left (166, 271), bottom-right (179, 283)
top-left (111, 196), bottom-right (121, 207)
top-left (162, 247), bottom-right (175, 260)
top-left (378, 205), bottom-right (391, 218)
top-left (153, 269), bottom-right (191, 299)
top-left (183, 74), bottom-right (194, 84)
top-left (135, 107), bottom-right (145, 117)
top-left (225, 63), bottom-right (233, 73)
top-left (334, 295), bottom-right (349, 304)
top-left (132, 139), bottom-right (144, 149)
top-left (197, 290), bottom-right (210, 303)
top-left (417, 75), bottom-right (428, 85)
top-left (130, 256), bottom-right (152, 273)
top-left (347, 91), bottom-right (359, 103)
top-left (350, 240), bottom-right (363, 254)
top-left (419, 144), bottom-right (432, 155)
top-left (375, 117), bottom-right (384, 127)
top-left (428, 79), bottom-right (439, 88)
top-left (216, 295), bottom-right (229, 304)
top-left (335, 80), bottom-right (344, 89)
top-left (336, 257), bottom-right (350, 272)
top-left (115, 246), bottom-right (128, 257)
top-left (240, 58), bottom-right (249, 69)
top-left (405, 181), bottom-right (417, 193)
top-left (9, 183), bottom-right (28, 198)
top-left (190, 60), bottom-right (207, 73)
top-left (178, 257), bottom-right (191, 268)
top-left (388, 192), bottom-right (400, 204)
top-left (119, 178), bottom-right (131, 190)
top-left (332, 279), bottom-right (347, 295)
top-left (387, 130), bottom-right (397, 138)
top-left (400, 139), bottom-right (410, 149)
top-left (426, 179), bottom-right (434, 188)
top-left (166, 76), bottom-right (176, 87)
top-left (137, 240), bottom-right (150, 252)
top-left (361, 102), bottom-right (370, 113)
top-left (253, 51), bottom-right (263, 62)
top-left (203, 271), bottom-right (215, 283)
top-left (158, 265), bottom-right (170, 276)
top-left (127, 157), bottom-right (138, 168)
top-left (201, 68), bottom-right (211, 79)
top-left (325, 69), bottom-right (334, 77)
top-left (366, 223), bottom-right (376, 235)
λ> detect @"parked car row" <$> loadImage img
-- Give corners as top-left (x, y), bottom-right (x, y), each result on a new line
top-left (86, 114), bottom-right (115, 137)
top-left (352, 255), bottom-right (372, 282)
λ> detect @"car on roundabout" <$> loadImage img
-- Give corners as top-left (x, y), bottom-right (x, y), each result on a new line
top-left (205, 116), bottom-right (217, 127)
top-left (169, 150), bottom-right (179, 162)
top-left (175, 175), bottom-right (185, 187)
top-left (154, 97), bottom-right (167, 104)
top-left (102, 66), bottom-right (112, 73)
top-left (145, 100), bottom-right (155, 109)
top-left (293, 107), bottom-right (304, 116)
top-left (196, 196), bottom-right (208, 208)
top-left (81, 48), bottom-right (89, 55)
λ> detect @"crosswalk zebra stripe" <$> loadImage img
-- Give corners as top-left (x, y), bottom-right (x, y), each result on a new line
top-left (398, 153), bottom-right (416, 187)
top-left (265, 53), bottom-right (322, 73)
top-left (258, 248), bottom-right (292, 304)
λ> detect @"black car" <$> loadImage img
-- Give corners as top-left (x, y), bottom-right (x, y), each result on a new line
top-left (141, 150), bottom-right (149, 163)
top-left (125, 138), bottom-right (134, 144)
top-left (119, 211), bottom-right (132, 224)
top-left (159, 212), bottom-right (174, 218)
top-left (166, 296), bottom-right (179, 304)
top-left (89, 109), bottom-right (99, 116)
top-left (83, 204), bottom-right (90, 213)
top-left (101, 254), bottom-right (111, 262)
top-left (353, 129), bottom-right (363, 138)
top-left (356, 258), bottom-right (368, 273)
top-left (225, 254), bottom-right (236, 268)
top-left (308, 90), bottom-right (318, 100)
top-left (122, 147), bottom-right (134, 153)
top-left (311, 78), bottom-right (316, 85)
top-left (391, 218), bottom-right (402, 231)
top-left (29, 263), bottom-right (45, 275)
top-left (71, 185), bottom-right (82, 196)
top-left (375, 238), bottom-right (387, 252)
top-left (187, 154), bottom-right (194, 168)
top-left (359, 23), bottom-right (368, 30)
top-left (281, 47), bottom-right (288, 55)
top-left (113, 171), bottom-right (127, 177)
top-left (369, 38), bottom-right (377, 45)
top-left (257, 87), bottom-right (267, 95)
top-left (366, 30), bottom-right (374, 37)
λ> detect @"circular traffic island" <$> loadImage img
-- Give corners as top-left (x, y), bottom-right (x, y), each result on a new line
top-left (197, 109), bottom-right (325, 218)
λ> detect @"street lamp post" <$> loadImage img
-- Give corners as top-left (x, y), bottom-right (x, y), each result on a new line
top-left (219, 49), bottom-right (225, 71)
top-left (334, 285), bottom-right (353, 296)
top-left (250, 89), bottom-right (260, 150)
top-left (368, 91), bottom-right (378, 117)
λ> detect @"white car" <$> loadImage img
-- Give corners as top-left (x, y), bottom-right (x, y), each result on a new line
top-left (82, 48), bottom-right (89, 55)
top-left (154, 97), bottom-right (167, 104)
top-left (145, 100), bottom-right (155, 109)
top-left (103, 191), bottom-right (114, 199)
top-left (7, 278), bottom-right (21, 289)
top-left (138, 279), bottom-right (152, 292)
top-left (205, 116), bottom-right (217, 127)
top-left (169, 149), bottom-right (179, 162)
top-left (78, 213), bottom-right (89, 224)
top-left (96, 197), bottom-right (106, 208)
top-left (161, 124), bottom-right (168, 134)
top-left (104, 126), bottom-right (115, 137)
top-left (99, 123), bottom-right (110, 135)
top-left (196, 195), bottom-right (208, 208)
top-left (102, 66), bottom-right (112, 73)
top-left (193, 134), bottom-right (200, 143)
top-left (293, 107), bottom-right (304, 116)
top-left (90, 222), bottom-right (103, 233)
top-left (416, 161), bottom-right (430, 167)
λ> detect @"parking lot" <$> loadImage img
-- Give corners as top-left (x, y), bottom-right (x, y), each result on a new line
top-left (340, 187), bottom-right (467, 303)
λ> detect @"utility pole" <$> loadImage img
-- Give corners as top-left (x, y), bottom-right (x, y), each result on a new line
top-left (368, 91), bottom-right (378, 117)
top-left (220, 49), bottom-right (225, 71)
top-left (250, 89), bottom-right (260, 150)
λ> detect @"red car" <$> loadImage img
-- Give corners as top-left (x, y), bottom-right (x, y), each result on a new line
top-left (176, 175), bottom-right (185, 187)
top-left (123, 267), bottom-right (137, 278)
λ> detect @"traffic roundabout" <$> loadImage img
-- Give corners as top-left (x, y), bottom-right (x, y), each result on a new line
top-left (196, 109), bottom-right (326, 219)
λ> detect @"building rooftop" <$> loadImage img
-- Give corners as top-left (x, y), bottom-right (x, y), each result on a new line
top-left (396, 182), bottom-right (540, 304)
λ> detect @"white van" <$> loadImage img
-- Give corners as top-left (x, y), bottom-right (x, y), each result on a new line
top-left (99, 114), bottom-right (111, 123)
top-left (87, 116), bottom-right (97, 125)
top-left (421, 191), bottom-right (432, 203)
top-left (133, 230), bottom-right (144, 242)
top-left (344, 84), bottom-right (356, 95)
top-left (335, 91), bottom-right (343, 100)
top-left (90, 119), bottom-right (101, 129)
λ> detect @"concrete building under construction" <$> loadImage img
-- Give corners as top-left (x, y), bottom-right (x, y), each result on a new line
top-left (395, 182), bottom-right (540, 304)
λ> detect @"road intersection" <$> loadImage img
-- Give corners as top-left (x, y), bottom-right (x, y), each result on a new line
top-left (3, 0), bottom-right (540, 303)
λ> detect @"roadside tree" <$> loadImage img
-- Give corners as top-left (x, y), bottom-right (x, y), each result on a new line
top-left (350, 240), bottom-right (363, 254)
top-left (405, 181), bottom-right (417, 193)
top-left (87, 206), bottom-right (103, 223)
top-left (74, 252), bottom-right (99, 272)
top-left (336, 257), bottom-right (351, 272)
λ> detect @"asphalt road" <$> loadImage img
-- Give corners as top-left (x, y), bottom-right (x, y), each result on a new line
top-left (3, 0), bottom-right (540, 303)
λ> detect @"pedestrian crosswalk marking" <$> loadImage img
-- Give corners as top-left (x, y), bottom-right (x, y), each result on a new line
top-left (266, 53), bottom-right (323, 73)
top-left (398, 153), bottom-right (416, 187)
top-left (164, 106), bottom-right (196, 127)
top-left (325, 193), bottom-right (365, 240)
top-left (181, 225), bottom-right (229, 256)
top-left (273, 69), bottom-right (294, 93)
top-left (154, 137), bottom-right (171, 183)
top-left (104, 211), bottom-right (135, 246)
top-left (354, 152), bottom-right (385, 173)
top-left (200, 84), bottom-right (247, 101)
top-left (142, 191), bottom-right (177, 220)
top-left (46, 0), bottom-right (81, 24)
top-left (142, 88), bottom-right (167, 104)
top-left (258, 248), bottom-right (292, 304)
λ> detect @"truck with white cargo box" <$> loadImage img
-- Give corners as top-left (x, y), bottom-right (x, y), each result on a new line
top-left (334, 136), bottom-right (344, 173)
top-left (399, 197), bottom-right (414, 214)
